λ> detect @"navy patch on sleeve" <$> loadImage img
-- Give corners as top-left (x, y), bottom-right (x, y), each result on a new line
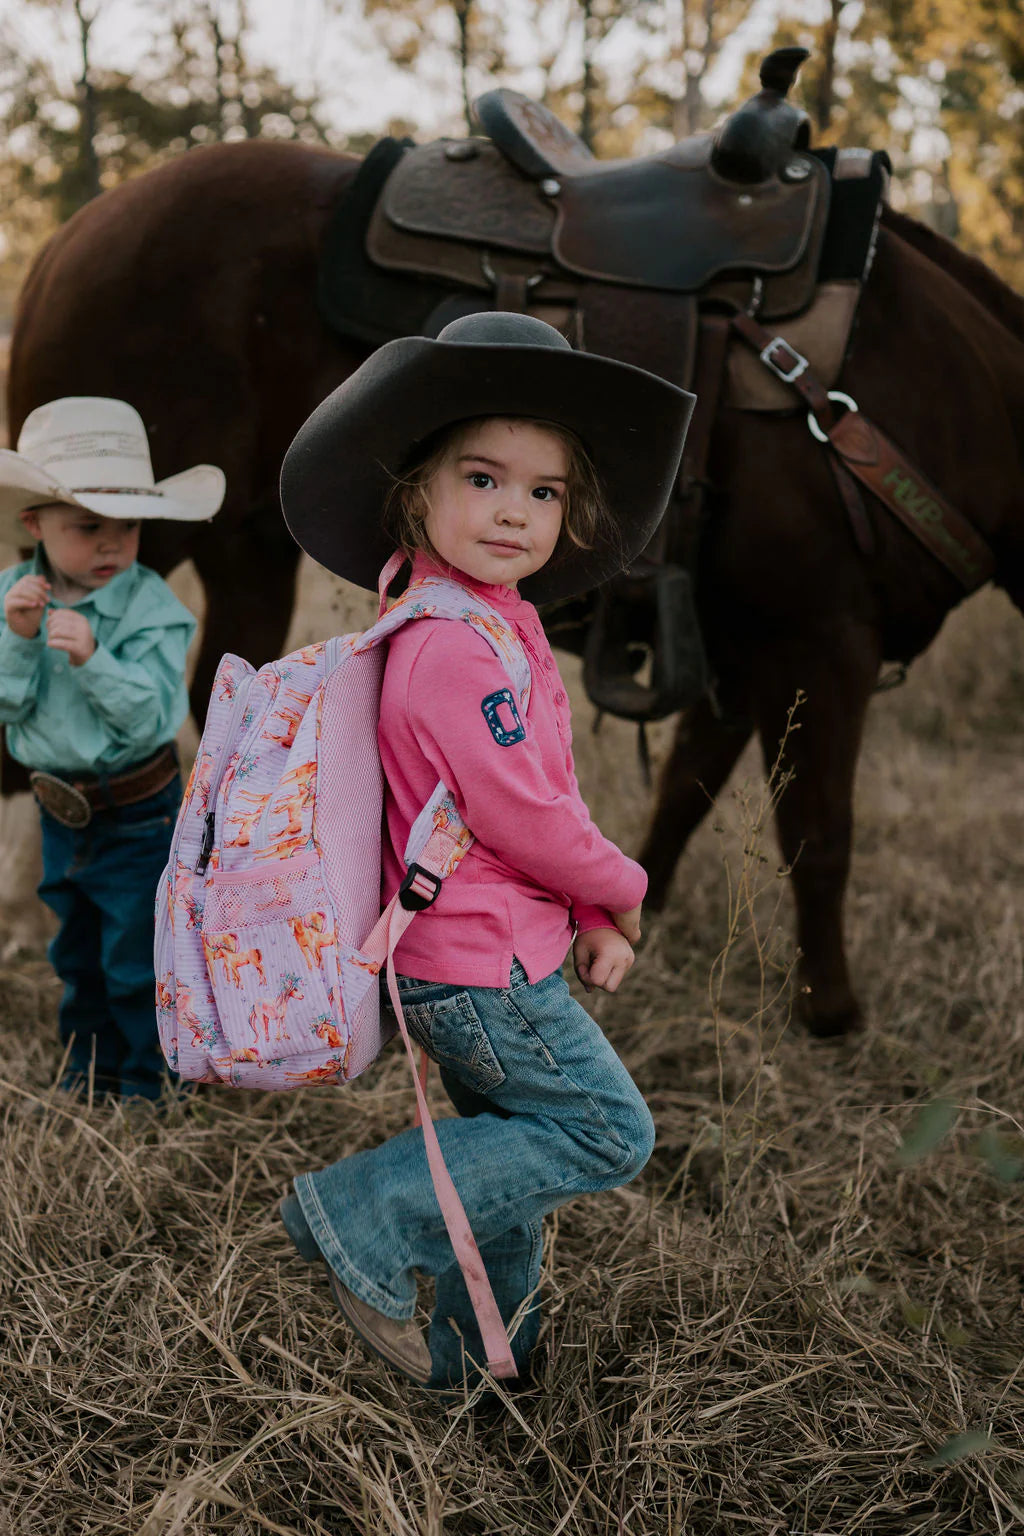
top-left (481, 688), bottom-right (526, 746)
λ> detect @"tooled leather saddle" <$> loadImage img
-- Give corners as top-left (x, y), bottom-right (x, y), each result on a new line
top-left (318, 47), bottom-right (890, 723)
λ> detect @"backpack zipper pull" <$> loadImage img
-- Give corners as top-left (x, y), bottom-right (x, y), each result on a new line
top-left (196, 812), bottom-right (216, 874)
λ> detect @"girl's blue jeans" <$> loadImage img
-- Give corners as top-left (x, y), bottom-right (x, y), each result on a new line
top-left (293, 959), bottom-right (655, 1390)
top-left (37, 776), bottom-right (180, 1101)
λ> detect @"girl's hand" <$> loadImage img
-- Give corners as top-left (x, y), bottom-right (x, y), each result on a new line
top-left (46, 609), bottom-right (96, 667)
top-left (4, 575), bottom-right (50, 638)
top-left (574, 927), bottom-right (635, 994)
top-left (611, 904), bottom-right (642, 945)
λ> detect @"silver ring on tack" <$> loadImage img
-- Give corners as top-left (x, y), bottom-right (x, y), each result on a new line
top-left (807, 391), bottom-right (859, 443)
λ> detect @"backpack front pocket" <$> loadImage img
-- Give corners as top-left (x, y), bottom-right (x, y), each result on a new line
top-left (201, 855), bottom-right (348, 1064)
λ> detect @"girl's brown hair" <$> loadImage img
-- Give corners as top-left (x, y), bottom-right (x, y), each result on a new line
top-left (382, 416), bottom-right (616, 571)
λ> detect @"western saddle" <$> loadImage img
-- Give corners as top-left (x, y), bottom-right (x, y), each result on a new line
top-left (319, 47), bottom-right (890, 722)
top-left (376, 90), bottom-right (825, 305)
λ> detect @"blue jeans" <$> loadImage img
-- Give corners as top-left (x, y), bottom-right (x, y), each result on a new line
top-left (37, 774), bottom-right (180, 1100)
top-left (293, 959), bottom-right (655, 1390)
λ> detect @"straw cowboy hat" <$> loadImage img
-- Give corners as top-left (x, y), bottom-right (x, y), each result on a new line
top-left (280, 311), bottom-right (695, 605)
top-left (0, 397), bottom-right (226, 544)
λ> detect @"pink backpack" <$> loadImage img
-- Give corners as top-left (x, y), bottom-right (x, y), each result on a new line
top-left (154, 556), bottom-right (531, 1377)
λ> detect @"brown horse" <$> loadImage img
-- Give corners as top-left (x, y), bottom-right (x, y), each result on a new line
top-left (8, 132), bottom-right (1024, 1038)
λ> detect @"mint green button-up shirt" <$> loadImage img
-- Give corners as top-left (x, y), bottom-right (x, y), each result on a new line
top-left (0, 552), bottom-right (197, 775)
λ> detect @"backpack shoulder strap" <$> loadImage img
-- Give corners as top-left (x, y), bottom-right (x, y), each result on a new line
top-left (354, 568), bottom-right (531, 705)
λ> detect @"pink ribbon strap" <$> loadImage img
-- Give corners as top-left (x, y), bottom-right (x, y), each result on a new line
top-left (362, 890), bottom-right (515, 1382)
top-left (360, 894), bottom-right (517, 1379)
top-left (377, 551), bottom-right (409, 617)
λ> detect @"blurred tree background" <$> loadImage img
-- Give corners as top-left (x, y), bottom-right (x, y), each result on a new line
top-left (0, 0), bottom-right (1020, 321)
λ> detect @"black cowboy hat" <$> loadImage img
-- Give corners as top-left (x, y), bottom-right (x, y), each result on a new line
top-left (279, 311), bottom-right (695, 604)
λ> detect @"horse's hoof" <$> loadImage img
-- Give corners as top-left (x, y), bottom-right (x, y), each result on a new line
top-left (798, 993), bottom-right (864, 1039)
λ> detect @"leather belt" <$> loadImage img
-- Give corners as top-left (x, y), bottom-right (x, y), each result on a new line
top-left (30, 744), bottom-right (179, 829)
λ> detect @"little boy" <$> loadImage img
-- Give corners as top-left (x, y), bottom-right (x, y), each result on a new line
top-left (0, 397), bottom-right (224, 1101)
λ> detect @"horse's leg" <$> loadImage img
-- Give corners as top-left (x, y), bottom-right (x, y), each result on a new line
top-left (188, 491), bottom-right (303, 714)
top-left (751, 626), bottom-right (882, 1038)
top-left (640, 695), bottom-right (752, 910)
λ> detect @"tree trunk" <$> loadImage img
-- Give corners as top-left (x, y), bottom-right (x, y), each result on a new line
top-left (672, 0), bottom-right (717, 139)
top-left (73, 0), bottom-right (101, 203)
top-left (682, 67), bottom-right (702, 136)
top-left (209, 7), bottom-right (227, 139)
top-left (580, 0), bottom-right (596, 150)
top-left (236, 0), bottom-right (259, 138)
top-left (816, 0), bottom-right (841, 134)
top-left (454, 0), bottom-right (474, 136)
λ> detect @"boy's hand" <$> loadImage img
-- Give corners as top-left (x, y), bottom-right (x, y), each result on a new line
top-left (574, 927), bottom-right (635, 994)
top-left (46, 609), bottom-right (96, 666)
top-left (4, 574), bottom-right (50, 638)
top-left (611, 904), bottom-right (642, 945)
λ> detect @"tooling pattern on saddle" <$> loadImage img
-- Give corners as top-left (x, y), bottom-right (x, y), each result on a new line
top-left (382, 141), bottom-right (553, 256)
top-left (378, 134), bottom-right (831, 296)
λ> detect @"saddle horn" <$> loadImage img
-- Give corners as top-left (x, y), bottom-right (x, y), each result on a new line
top-left (758, 46), bottom-right (810, 96)
top-left (709, 47), bottom-right (812, 186)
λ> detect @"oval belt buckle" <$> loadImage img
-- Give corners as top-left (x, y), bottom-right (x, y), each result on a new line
top-left (29, 771), bottom-right (93, 829)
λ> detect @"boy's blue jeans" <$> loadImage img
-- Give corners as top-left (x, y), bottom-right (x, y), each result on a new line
top-left (37, 776), bottom-right (180, 1101)
top-left (293, 959), bottom-right (655, 1390)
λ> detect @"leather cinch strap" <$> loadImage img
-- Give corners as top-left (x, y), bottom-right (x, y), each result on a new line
top-left (730, 310), bottom-right (995, 591)
top-left (825, 411), bottom-right (994, 589)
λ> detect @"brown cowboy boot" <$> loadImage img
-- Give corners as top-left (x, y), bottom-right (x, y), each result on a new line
top-left (326, 1267), bottom-right (432, 1385)
top-left (279, 1193), bottom-right (431, 1384)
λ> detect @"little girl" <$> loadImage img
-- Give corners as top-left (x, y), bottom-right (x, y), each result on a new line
top-left (277, 311), bottom-right (693, 1393)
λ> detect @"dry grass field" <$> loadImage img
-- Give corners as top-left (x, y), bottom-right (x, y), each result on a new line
top-left (1, 552), bottom-right (1022, 1535)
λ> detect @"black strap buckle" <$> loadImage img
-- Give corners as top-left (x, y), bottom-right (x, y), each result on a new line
top-left (195, 811), bottom-right (216, 874)
top-left (399, 863), bottom-right (443, 912)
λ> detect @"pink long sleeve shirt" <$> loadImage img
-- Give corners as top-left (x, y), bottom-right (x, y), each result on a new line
top-left (379, 557), bottom-right (648, 987)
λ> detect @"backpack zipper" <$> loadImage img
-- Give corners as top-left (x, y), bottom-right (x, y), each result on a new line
top-left (195, 671), bottom-right (257, 874)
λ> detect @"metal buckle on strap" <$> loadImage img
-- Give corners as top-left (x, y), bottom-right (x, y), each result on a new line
top-left (29, 771), bottom-right (92, 829)
top-left (759, 337), bottom-right (809, 384)
top-left (480, 253), bottom-right (545, 294)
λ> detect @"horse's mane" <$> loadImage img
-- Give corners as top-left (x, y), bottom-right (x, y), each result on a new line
top-left (880, 205), bottom-right (1024, 344)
